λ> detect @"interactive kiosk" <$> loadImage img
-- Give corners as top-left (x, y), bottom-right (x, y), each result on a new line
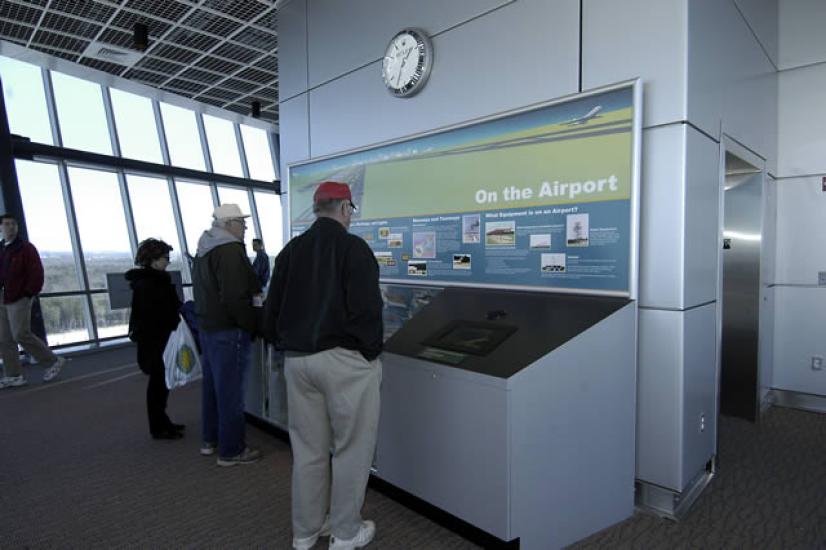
top-left (247, 81), bottom-right (642, 549)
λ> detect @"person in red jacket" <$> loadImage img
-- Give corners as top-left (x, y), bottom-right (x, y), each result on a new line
top-left (0, 214), bottom-right (66, 388)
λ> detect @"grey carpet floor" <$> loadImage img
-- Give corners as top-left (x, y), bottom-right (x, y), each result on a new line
top-left (1, 348), bottom-right (825, 549)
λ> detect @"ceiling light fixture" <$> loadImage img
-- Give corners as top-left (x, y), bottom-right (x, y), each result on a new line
top-left (134, 23), bottom-right (149, 51)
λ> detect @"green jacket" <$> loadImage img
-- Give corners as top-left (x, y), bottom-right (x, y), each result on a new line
top-left (192, 237), bottom-right (261, 335)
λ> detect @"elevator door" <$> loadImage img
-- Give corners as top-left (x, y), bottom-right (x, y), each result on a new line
top-left (719, 171), bottom-right (763, 421)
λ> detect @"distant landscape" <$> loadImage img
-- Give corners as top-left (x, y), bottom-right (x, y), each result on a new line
top-left (39, 251), bottom-right (139, 345)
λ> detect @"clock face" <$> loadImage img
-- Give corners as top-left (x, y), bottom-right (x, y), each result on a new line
top-left (382, 28), bottom-right (432, 97)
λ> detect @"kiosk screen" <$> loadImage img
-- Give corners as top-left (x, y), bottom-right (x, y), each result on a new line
top-left (423, 321), bottom-right (516, 356)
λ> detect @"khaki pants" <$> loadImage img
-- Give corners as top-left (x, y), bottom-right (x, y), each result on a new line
top-left (0, 294), bottom-right (57, 378)
top-left (285, 347), bottom-right (382, 541)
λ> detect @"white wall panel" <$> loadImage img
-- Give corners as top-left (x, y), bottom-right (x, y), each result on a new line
top-left (639, 125), bottom-right (719, 310)
top-left (774, 177), bottom-right (826, 285)
top-left (638, 126), bottom-right (686, 309)
top-left (683, 127), bottom-right (722, 308)
top-left (778, 64), bottom-right (826, 177)
top-left (778, 0), bottom-right (826, 70)
top-left (733, 0), bottom-right (779, 67)
top-left (308, 0), bottom-right (579, 158)
top-left (681, 303), bottom-right (718, 489)
top-left (772, 286), bottom-right (826, 396)
top-left (762, 176), bottom-right (778, 286)
top-left (687, 0), bottom-right (778, 173)
top-left (278, 93), bottom-right (310, 179)
top-left (306, 0), bottom-right (516, 88)
top-left (759, 285), bottom-right (775, 403)
top-left (277, 0), bottom-right (309, 101)
top-left (582, 0), bottom-right (687, 128)
top-left (637, 308), bottom-right (683, 489)
top-left (637, 304), bottom-right (718, 491)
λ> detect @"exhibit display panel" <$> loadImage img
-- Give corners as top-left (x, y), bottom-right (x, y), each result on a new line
top-left (248, 81), bottom-right (642, 549)
top-left (288, 82), bottom-right (641, 297)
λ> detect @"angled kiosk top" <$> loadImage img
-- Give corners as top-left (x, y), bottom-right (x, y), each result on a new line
top-left (383, 285), bottom-right (630, 379)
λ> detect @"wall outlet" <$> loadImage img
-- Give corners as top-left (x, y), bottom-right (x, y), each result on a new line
top-left (699, 413), bottom-right (706, 432)
top-left (812, 356), bottom-right (824, 371)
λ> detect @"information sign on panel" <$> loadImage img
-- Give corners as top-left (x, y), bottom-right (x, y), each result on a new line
top-left (289, 82), bottom-right (640, 296)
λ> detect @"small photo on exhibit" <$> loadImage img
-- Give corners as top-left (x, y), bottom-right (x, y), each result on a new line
top-left (452, 254), bottom-right (472, 270)
top-left (378, 227), bottom-right (391, 239)
top-left (408, 260), bottom-right (428, 276)
top-left (485, 221), bottom-right (516, 246)
top-left (529, 234), bottom-right (551, 249)
top-left (412, 232), bottom-right (436, 258)
top-left (374, 251), bottom-right (396, 267)
top-left (462, 214), bottom-right (481, 243)
top-left (388, 233), bottom-right (403, 248)
top-left (541, 253), bottom-right (566, 273)
top-left (566, 213), bottom-right (590, 247)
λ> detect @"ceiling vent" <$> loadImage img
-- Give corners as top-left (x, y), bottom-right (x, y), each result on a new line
top-left (82, 42), bottom-right (144, 67)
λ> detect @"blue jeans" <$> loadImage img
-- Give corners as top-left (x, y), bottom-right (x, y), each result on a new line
top-left (199, 328), bottom-right (252, 458)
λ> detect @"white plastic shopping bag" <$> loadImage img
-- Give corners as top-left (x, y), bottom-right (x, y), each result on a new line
top-left (163, 314), bottom-right (202, 390)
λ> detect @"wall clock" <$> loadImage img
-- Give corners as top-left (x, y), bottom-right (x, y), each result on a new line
top-left (381, 28), bottom-right (433, 97)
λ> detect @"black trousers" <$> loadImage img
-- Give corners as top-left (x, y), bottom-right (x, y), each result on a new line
top-left (137, 336), bottom-right (172, 435)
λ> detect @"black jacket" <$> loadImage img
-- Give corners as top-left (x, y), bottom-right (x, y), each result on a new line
top-left (126, 268), bottom-right (182, 343)
top-left (264, 217), bottom-right (383, 360)
top-left (192, 241), bottom-right (261, 334)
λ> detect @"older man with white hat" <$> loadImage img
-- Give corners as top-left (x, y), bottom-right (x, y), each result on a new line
top-left (192, 203), bottom-right (263, 466)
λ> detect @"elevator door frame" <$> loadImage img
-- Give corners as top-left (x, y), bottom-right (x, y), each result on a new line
top-left (716, 136), bottom-right (766, 423)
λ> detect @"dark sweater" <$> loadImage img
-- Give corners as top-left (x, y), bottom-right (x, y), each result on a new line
top-left (264, 217), bottom-right (383, 361)
top-left (126, 268), bottom-right (182, 343)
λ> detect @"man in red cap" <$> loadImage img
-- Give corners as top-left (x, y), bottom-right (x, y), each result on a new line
top-left (264, 181), bottom-right (383, 550)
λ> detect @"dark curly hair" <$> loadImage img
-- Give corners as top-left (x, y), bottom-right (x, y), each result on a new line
top-left (135, 238), bottom-right (173, 268)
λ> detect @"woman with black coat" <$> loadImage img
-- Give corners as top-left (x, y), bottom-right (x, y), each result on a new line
top-left (126, 238), bottom-right (184, 440)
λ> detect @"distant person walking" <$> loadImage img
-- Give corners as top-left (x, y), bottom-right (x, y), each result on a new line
top-left (126, 238), bottom-right (184, 440)
top-left (264, 182), bottom-right (383, 550)
top-left (192, 204), bottom-right (263, 466)
top-left (251, 238), bottom-right (270, 290)
top-left (0, 214), bottom-right (66, 388)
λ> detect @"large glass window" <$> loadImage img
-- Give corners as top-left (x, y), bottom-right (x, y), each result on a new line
top-left (0, 56), bottom-right (52, 145)
top-left (67, 167), bottom-right (133, 289)
top-left (160, 102), bottom-right (206, 171)
top-left (241, 125), bottom-right (276, 182)
top-left (40, 296), bottom-right (91, 346)
top-left (15, 160), bottom-right (83, 292)
top-left (204, 114), bottom-right (243, 177)
top-left (176, 180), bottom-right (215, 255)
top-left (110, 89), bottom-right (163, 164)
top-left (253, 191), bottom-right (283, 265)
top-left (127, 174), bottom-right (184, 275)
top-left (51, 72), bottom-right (111, 155)
top-left (217, 186), bottom-right (255, 256)
top-left (93, 294), bottom-right (129, 339)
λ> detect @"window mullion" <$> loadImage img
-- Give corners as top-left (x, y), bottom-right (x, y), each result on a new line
top-left (235, 123), bottom-right (251, 180)
top-left (57, 161), bottom-right (98, 342)
top-left (102, 87), bottom-right (121, 158)
top-left (42, 69), bottom-right (63, 148)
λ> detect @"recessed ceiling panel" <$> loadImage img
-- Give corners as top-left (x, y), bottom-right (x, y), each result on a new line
top-left (0, 0), bottom-right (281, 123)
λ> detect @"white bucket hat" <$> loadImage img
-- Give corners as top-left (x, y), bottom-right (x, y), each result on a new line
top-left (212, 203), bottom-right (250, 220)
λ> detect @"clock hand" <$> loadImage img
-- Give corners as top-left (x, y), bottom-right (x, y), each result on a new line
top-left (396, 56), bottom-right (408, 86)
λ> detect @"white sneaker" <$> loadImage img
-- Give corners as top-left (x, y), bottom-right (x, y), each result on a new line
top-left (216, 447), bottom-right (261, 467)
top-left (329, 521), bottom-right (375, 550)
top-left (43, 356), bottom-right (66, 382)
top-left (200, 442), bottom-right (217, 456)
top-left (0, 376), bottom-right (28, 389)
top-left (293, 515), bottom-right (331, 550)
